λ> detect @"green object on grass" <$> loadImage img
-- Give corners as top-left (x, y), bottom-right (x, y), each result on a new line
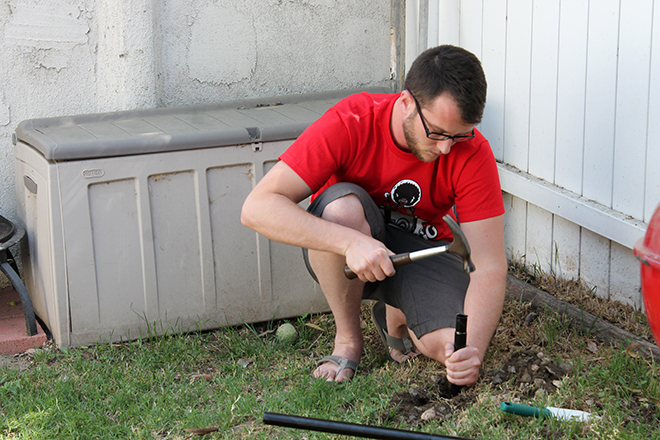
top-left (500, 402), bottom-right (595, 422)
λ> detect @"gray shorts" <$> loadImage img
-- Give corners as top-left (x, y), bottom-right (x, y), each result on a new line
top-left (303, 182), bottom-right (470, 338)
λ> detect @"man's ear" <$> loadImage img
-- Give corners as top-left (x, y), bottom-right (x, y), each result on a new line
top-left (399, 90), bottom-right (416, 116)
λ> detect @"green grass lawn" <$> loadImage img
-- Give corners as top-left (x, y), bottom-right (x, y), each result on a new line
top-left (0, 300), bottom-right (658, 439)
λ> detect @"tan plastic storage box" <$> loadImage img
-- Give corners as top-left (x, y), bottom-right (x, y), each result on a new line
top-left (13, 89), bottom-right (378, 347)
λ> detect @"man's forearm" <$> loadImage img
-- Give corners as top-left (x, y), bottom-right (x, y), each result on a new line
top-left (242, 191), bottom-right (360, 256)
top-left (463, 266), bottom-right (507, 361)
top-left (458, 215), bottom-right (507, 361)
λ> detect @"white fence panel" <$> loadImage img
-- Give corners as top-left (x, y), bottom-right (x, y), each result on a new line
top-left (408, 0), bottom-right (656, 306)
top-left (458, 0), bottom-right (483, 56)
top-left (503, 1), bottom-right (533, 171)
top-left (613, 0), bottom-right (654, 220)
top-left (648, 5), bottom-right (660, 221)
top-left (555, 0), bottom-right (589, 193)
top-left (583, 1), bottom-right (620, 207)
top-left (528, 1), bottom-right (560, 182)
top-left (479, 0), bottom-right (507, 160)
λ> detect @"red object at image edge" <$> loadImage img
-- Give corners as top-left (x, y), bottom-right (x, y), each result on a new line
top-left (634, 202), bottom-right (660, 346)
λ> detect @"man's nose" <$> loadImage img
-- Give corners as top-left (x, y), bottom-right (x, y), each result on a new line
top-left (435, 139), bottom-right (454, 155)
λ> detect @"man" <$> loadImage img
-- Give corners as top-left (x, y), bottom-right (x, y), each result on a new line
top-left (241, 45), bottom-right (507, 384)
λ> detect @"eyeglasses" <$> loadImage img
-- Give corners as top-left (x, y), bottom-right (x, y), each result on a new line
top-left (410, 91), bottom-right (475, 142)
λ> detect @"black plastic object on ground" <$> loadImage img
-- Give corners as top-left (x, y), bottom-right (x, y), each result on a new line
top-left (0, 215), bottom-right (37, 336)
top-left (263, 412), bottom-right (474, 440)
top-left (448, 313), bottom-right (468, 396)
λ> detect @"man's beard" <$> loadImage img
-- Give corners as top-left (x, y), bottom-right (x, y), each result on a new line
top-left (402, 115), bottom-right (434, 162)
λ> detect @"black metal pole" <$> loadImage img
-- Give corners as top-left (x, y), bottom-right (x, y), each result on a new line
top-left (263, 412), bottom-right (474, 440)
top-left (449, 313), bottom-right (468, 396)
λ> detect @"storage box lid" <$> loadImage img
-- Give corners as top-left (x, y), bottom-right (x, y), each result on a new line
top-left (15, 88), bottom-right (389, 161)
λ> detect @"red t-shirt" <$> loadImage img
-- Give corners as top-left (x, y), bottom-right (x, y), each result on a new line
top-left (280, 92), bottom-right (504, 241)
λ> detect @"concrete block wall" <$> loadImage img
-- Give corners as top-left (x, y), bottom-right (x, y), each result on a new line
top-left (0, 0), bottom-right (400, 287)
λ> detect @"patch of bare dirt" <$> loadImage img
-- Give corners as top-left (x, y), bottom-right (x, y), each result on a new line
top-left (387, 346), bottom-right (573, 427)
top-left (0, 353), bottom-right (32, 371)
top-left (377, 263), bottom-right (657, 428)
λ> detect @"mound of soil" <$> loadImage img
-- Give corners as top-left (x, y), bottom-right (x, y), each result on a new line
top-left (484, 349), bottom-right (572, 396)
top-left (388, 347), bottom-right (572, 426)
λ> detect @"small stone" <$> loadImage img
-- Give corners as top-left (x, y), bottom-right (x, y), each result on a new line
top-left (552, 380), bottom-right (563, 388)
top-left (521, 372), bottom-right (532, 383)
top-left (524, 312), bottom-right (539, 325)
top-left (534, 378), bottom-right (546, 388)
top-left (508, 365), bottom-right (516, 374)
top-left (190, 373), bottom-right (214, 381)
top-left (421, 408), bottom-right (436, 421)
top-left (530, 364), bottom-right (540, 372)
top-left (237, 358), bottom-right (253, 368)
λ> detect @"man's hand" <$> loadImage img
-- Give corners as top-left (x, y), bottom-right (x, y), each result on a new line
top-left (344, 237), bottom-right (395, 283)
top-left (444, 342), bottom-right (481, 386)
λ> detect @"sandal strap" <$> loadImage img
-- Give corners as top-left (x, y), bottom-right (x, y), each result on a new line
top-left (318, 355), bottom-right (359, 376)
top-left (384, 332), bottom-right (415, 355)
top-left (371, 301), bottom-right (417, 357)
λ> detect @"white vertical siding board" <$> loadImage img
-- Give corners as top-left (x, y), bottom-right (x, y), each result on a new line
top-left (437, 0), bottom-right (460, 45)
top-left (502, 193), bottom-right (514, 261)
top-left (579, 229), bottom-right (612, 300)
top-left (416, 0), bottom-right (648, 306)
top-left (480, 0), bottom-right (507, 161)
top-left (459, 0), bottom-right (483, 58)
top-left (609, 242), bottom-right (642, 308)
top-left (645, 1), bottom-right (660, 222)
top-left (503, 194), bottom-right (528, 262)
top-left (582, 0), bottom-right (620, 206)
top-left (528, 0), bottom-right (560, 182)
top-left (428, 0), bottom-right (440, 48)
top-left (503, 0), bottom-right (534, 171)
top-left (406, 0), bottom-right (420, 73)
top-left (554, 0), bottom-right (589, 194)
top-left (552, 215), bottom-right (581, 280)
top-left (612, 0), bottom-right (653, 220)
top-left (419, 0), bottom-right (430, 53)
top-left (525, 204), bottom-right (554, 275)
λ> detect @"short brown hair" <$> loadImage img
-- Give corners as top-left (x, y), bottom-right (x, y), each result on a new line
top-left (404, 45), bottom-right (487, 125)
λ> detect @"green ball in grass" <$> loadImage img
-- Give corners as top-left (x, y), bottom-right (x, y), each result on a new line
top-left (275, 323), bottom-right (298, 343)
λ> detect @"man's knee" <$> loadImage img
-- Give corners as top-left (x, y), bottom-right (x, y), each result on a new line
top-left (414, 328), bottom-right (454, 363)
top-left (321, 194), bottom-right (371, 235)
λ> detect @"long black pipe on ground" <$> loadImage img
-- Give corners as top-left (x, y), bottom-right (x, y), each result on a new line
top-left (263, 412), bottom-right (474, 440)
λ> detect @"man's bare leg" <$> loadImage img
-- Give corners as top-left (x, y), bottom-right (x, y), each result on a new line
top-left (308, 194), bottom-right (370, 382)
top-left (408, 328), bottom-right (454, 365)
top-left (384, 304), bottom-right (421, 363)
